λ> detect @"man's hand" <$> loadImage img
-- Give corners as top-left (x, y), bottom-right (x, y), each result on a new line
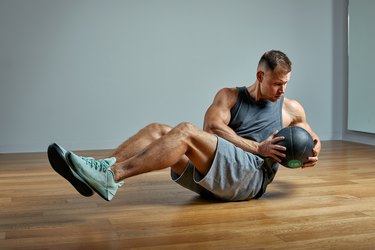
top-left (302, 139), bottom-right (319, 168)
top-left (257, 130), bottom-right (286, 162)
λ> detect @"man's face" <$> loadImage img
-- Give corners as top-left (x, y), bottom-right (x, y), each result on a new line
top-left (258, 65), bottom-right (290, 102)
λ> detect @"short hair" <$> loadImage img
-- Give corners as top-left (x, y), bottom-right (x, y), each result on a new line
top-left (258, 50), bottom-right (292, 73)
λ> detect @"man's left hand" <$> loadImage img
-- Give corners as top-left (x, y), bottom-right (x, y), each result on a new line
top-left (302, 139), bottom-right (319, 168)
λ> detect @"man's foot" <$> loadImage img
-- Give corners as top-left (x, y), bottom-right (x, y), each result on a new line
top-left (47, 143), bottom-right (94, 197)
top-left (67, 152), bottom-right (123, 201)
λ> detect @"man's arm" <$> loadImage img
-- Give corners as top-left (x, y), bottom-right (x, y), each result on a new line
top-left (203, 88), bottom-right (286, 162)
top-left (284, 99), bottom-right (321, 168)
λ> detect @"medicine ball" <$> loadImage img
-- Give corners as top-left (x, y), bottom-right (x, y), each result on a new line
top-left (275, 126), bottom-right (314, 168)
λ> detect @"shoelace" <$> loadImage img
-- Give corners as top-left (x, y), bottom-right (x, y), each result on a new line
top-left (80, 157), bottom-right (109, 173)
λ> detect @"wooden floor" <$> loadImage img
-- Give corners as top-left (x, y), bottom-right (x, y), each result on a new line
top-left (1, 141), bottom-right (375, 249)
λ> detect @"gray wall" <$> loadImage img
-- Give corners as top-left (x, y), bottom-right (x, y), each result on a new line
top-left (0, 0), bottom-right (368, 153)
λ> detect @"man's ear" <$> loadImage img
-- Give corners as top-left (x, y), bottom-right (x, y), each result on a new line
top-left (256, 70), bottom-right (264, 82)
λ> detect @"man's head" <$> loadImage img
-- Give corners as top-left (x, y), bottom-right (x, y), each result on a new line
top-left (257, 50), bottom-right (292, 73)
top-left (256, 50), bottom-right (292, 102)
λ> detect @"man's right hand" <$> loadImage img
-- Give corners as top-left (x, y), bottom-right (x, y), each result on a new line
top-left (257, 130), bottom-right (286, 162)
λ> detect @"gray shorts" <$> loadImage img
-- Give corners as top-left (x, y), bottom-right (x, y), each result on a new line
top-left (171, 137), bottom-right (264, 201)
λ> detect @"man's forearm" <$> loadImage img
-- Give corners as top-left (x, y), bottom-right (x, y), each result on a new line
top-left (208, 126), bottom-right (260, 155)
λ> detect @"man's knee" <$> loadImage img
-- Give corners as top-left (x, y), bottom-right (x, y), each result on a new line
top-left (144, 123), bottom-right (172, 137)
top-left (174, 122), bottom-right (199, 137)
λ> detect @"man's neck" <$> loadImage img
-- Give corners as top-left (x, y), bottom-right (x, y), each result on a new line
top-left (248, 82), bottom-right (264, 102)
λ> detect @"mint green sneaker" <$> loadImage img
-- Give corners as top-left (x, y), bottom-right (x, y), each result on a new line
top-left (48, 143), bottom-right (94, 197)
top-left (67, 152), bottom-right (124, 201)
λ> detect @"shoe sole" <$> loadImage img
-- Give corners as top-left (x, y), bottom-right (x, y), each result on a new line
top-left (67, 151), bottom-right (111, 201)
top-left (47, 143), bottom-right (94, 197)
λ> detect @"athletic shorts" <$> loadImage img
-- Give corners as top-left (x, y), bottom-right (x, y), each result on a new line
top-left (171, 137), bottom-right (265, 201)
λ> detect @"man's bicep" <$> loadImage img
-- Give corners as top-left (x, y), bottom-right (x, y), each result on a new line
top-left (203, 103), bottom-right (231, 132)
top-left (288, 100), bottom-right (320, 144)
top-left (203, 88), bottom-right (236, 132)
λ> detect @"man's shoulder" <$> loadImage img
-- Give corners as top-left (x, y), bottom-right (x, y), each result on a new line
top-left (213, 87), bottom-right (240, 107)
top-left (218, 87), bottom-right (239, 94)
top-left (282, 97), bottom-right (306, 124)
top-left (216, 87), bottom-right (239, 99)
top-left (283, 97), bottom-right (303, 111)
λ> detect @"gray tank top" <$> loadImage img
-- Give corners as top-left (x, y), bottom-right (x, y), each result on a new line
top-left (228, 86), bottom-right (284, 197)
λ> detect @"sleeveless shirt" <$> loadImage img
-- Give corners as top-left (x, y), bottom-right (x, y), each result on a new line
top-left (228, 86), bottom-right (283, 197)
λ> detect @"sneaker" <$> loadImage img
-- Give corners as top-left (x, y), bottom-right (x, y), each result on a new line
top-left (47, 143), bottom-right (94, 197)
top-left (67, 152), bottom-right (123, 201)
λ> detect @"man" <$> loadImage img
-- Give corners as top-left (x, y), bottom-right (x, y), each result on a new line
top-left (48, 50), bottom-right (321, 202)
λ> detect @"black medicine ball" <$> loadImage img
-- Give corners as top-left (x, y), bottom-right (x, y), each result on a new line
top-left (275, 126), bottom-right (314, 168)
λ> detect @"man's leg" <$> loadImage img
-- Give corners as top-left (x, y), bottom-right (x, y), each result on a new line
top-left (111, 122), bottom-right (217, 182)
top-left (107, 122), bottom-right (189, 175)
top-left (108, 123), bottom-right (172, 162)
top-left (68, 122), bottom-right (217, 200)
